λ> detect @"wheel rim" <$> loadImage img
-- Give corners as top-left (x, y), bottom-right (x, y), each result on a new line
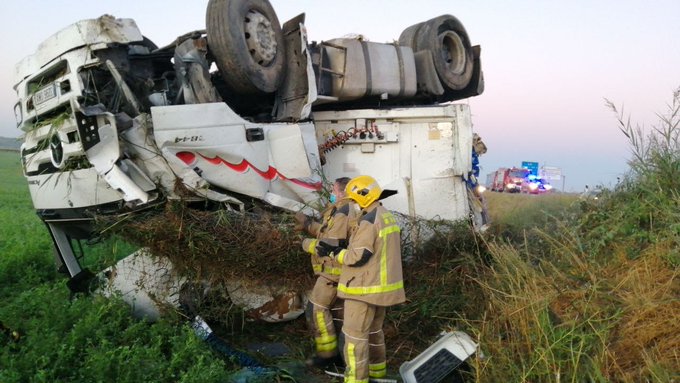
top-left (243, 9), bottom-right (277, 66)
top-left (439, 30), bottom-right (467, 75)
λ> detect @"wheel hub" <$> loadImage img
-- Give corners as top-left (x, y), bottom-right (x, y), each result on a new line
top-left (244, 10), bottom-right (277, 66)
top-left (439, 31), bottom-right (466, 75)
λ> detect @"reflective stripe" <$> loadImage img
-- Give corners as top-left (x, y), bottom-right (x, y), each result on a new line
top-left (307, 239), bottom-right (318, 254)
top-left (378, 225), bottom-right (400, 237)
top-left (336, 249), bottom-right (347, 265)
top-left (338, 280), bottom-right (404, 295)
top-left (369, 362), bottom-right (387, 378)
top-left (315, 335), bottom-right (337, 344)
top-left (316, 311), bottom-right (330, 339)
top-left (339, 224), bottom-right (401, 296)
top-left (348, 342), bottom-right (356, 378)
top-left (381, 238), bottom-right (388, 286)
top-left (313, 264), bottom-right (322, 273)
top-left (382, 212), bottom-right (397, 225)
top-left (325, 267), bottom-right (342, 276)
top-left (315, 311), bottom-right (337, 352)
top-left (379, 225), bottom-right (399, 286)
top-left (346, 342), bottom-right (369, 383)
top-left (316, 339), bottom-right (337, 352)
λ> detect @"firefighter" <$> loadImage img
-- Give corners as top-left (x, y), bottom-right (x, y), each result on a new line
top-left (316, 175), bottom-right (405, 382)
top-left (296, 177), bottom-right (355, 369)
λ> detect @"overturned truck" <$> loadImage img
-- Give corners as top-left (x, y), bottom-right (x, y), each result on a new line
top-left (13, 0), bottom-right (485, 321)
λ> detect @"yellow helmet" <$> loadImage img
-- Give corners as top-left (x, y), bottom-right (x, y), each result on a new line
top-left (345, 175), bottom-right (397, 208)
top-left (345, 175), bottom-right (381, 208)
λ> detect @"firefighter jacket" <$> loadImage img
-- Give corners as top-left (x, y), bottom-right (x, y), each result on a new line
top-left (334, 202), bottom-right (406, 306)
top-left (301, 199), bottom-right (355, 282)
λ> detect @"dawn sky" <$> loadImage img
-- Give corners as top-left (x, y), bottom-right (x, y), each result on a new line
top-left (1, 0), bottom-right (678, 191)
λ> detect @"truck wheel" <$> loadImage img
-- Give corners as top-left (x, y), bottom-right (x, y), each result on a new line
top-left (206, 0), bottom-right (285, 95)
top-left (398, 21), bottom-right (424, 49)
top-left (413, 15), bottom-right (474, 91)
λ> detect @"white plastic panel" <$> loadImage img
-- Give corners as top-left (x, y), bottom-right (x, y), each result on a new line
top-left (315, 104), bottom-right (473, 221)
top-left (28, 168), bottom-right (124, 210)
top-left (152, 103), bottom-right (322, 209)
top-left (268, 124), bottom-right (311, 179)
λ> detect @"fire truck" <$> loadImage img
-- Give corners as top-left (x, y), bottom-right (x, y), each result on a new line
top-left (488, 167), bottom-right (529, 193)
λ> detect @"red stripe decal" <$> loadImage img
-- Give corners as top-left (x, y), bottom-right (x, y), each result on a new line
top-left (176, 151), bottom-right (196, 165)
top-left (176, 151), bottom-right (322, 190)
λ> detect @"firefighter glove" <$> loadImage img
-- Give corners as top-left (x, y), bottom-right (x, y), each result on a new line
top-left (316, 240), bottom-right (344, 258)
top-left (294, 212), bottom-right (312, 232)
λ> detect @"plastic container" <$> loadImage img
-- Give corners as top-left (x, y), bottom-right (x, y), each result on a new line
top-left (399, 331), bottom-right (477, 383)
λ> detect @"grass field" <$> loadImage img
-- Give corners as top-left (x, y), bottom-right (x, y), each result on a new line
top-left (0, 151), bottom-right (241, 382)
top-left (0, 150), bottom-right (54, 298)
top-left (484, 191), bottom-right (579, 236)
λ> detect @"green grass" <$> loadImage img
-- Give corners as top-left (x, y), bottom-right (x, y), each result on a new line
top-left (0, 150), bottom-right (140, 297)
top-left (0, 151), bottom-right (237, 382)
top-left (0, 151), bottom-right (55, 298)
top-left (1, 284), bottom-right (234, 383)
top-left (484, 192), bottom-right (578, 239)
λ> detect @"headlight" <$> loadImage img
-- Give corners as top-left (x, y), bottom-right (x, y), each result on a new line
top-left (506, 183), bottom-right (516, 189)
top-left (529, 183), bottom-right (538, 190)
top-left (476, 185), bottom-right (487, 194)
top-left (544, 185), bottom-right (553, 190)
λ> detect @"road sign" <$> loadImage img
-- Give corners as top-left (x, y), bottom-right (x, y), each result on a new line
top-left (521, 161), bottom-right (539, 177)
top-left (541, 166), bottom-right (562, 181)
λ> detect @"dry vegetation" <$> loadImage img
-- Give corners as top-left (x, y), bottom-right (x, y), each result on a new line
top-left (105, 182), bottom-right (679, 382)
top-left (100, 177), bottom-right (678, 382)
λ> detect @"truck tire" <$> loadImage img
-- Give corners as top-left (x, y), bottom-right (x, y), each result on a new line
top-left (412, 15), bottom-right (474, 91)
top-left (206, 0), bottom-right (285, 95)
top-left (398, 21), bottom-right (424, 49)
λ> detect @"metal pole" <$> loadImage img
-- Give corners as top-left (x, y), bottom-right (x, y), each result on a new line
top-left (562, 175), bottom-right (566, 192)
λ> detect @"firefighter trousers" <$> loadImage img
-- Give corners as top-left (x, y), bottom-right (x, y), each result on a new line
top-left (342, 299), bottom-right (387, 383)
top-left (309, 276), bottom-right (339, 358)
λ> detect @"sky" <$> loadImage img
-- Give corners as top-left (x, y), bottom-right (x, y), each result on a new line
top-left (1, 0), bottom-right (678, 191)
